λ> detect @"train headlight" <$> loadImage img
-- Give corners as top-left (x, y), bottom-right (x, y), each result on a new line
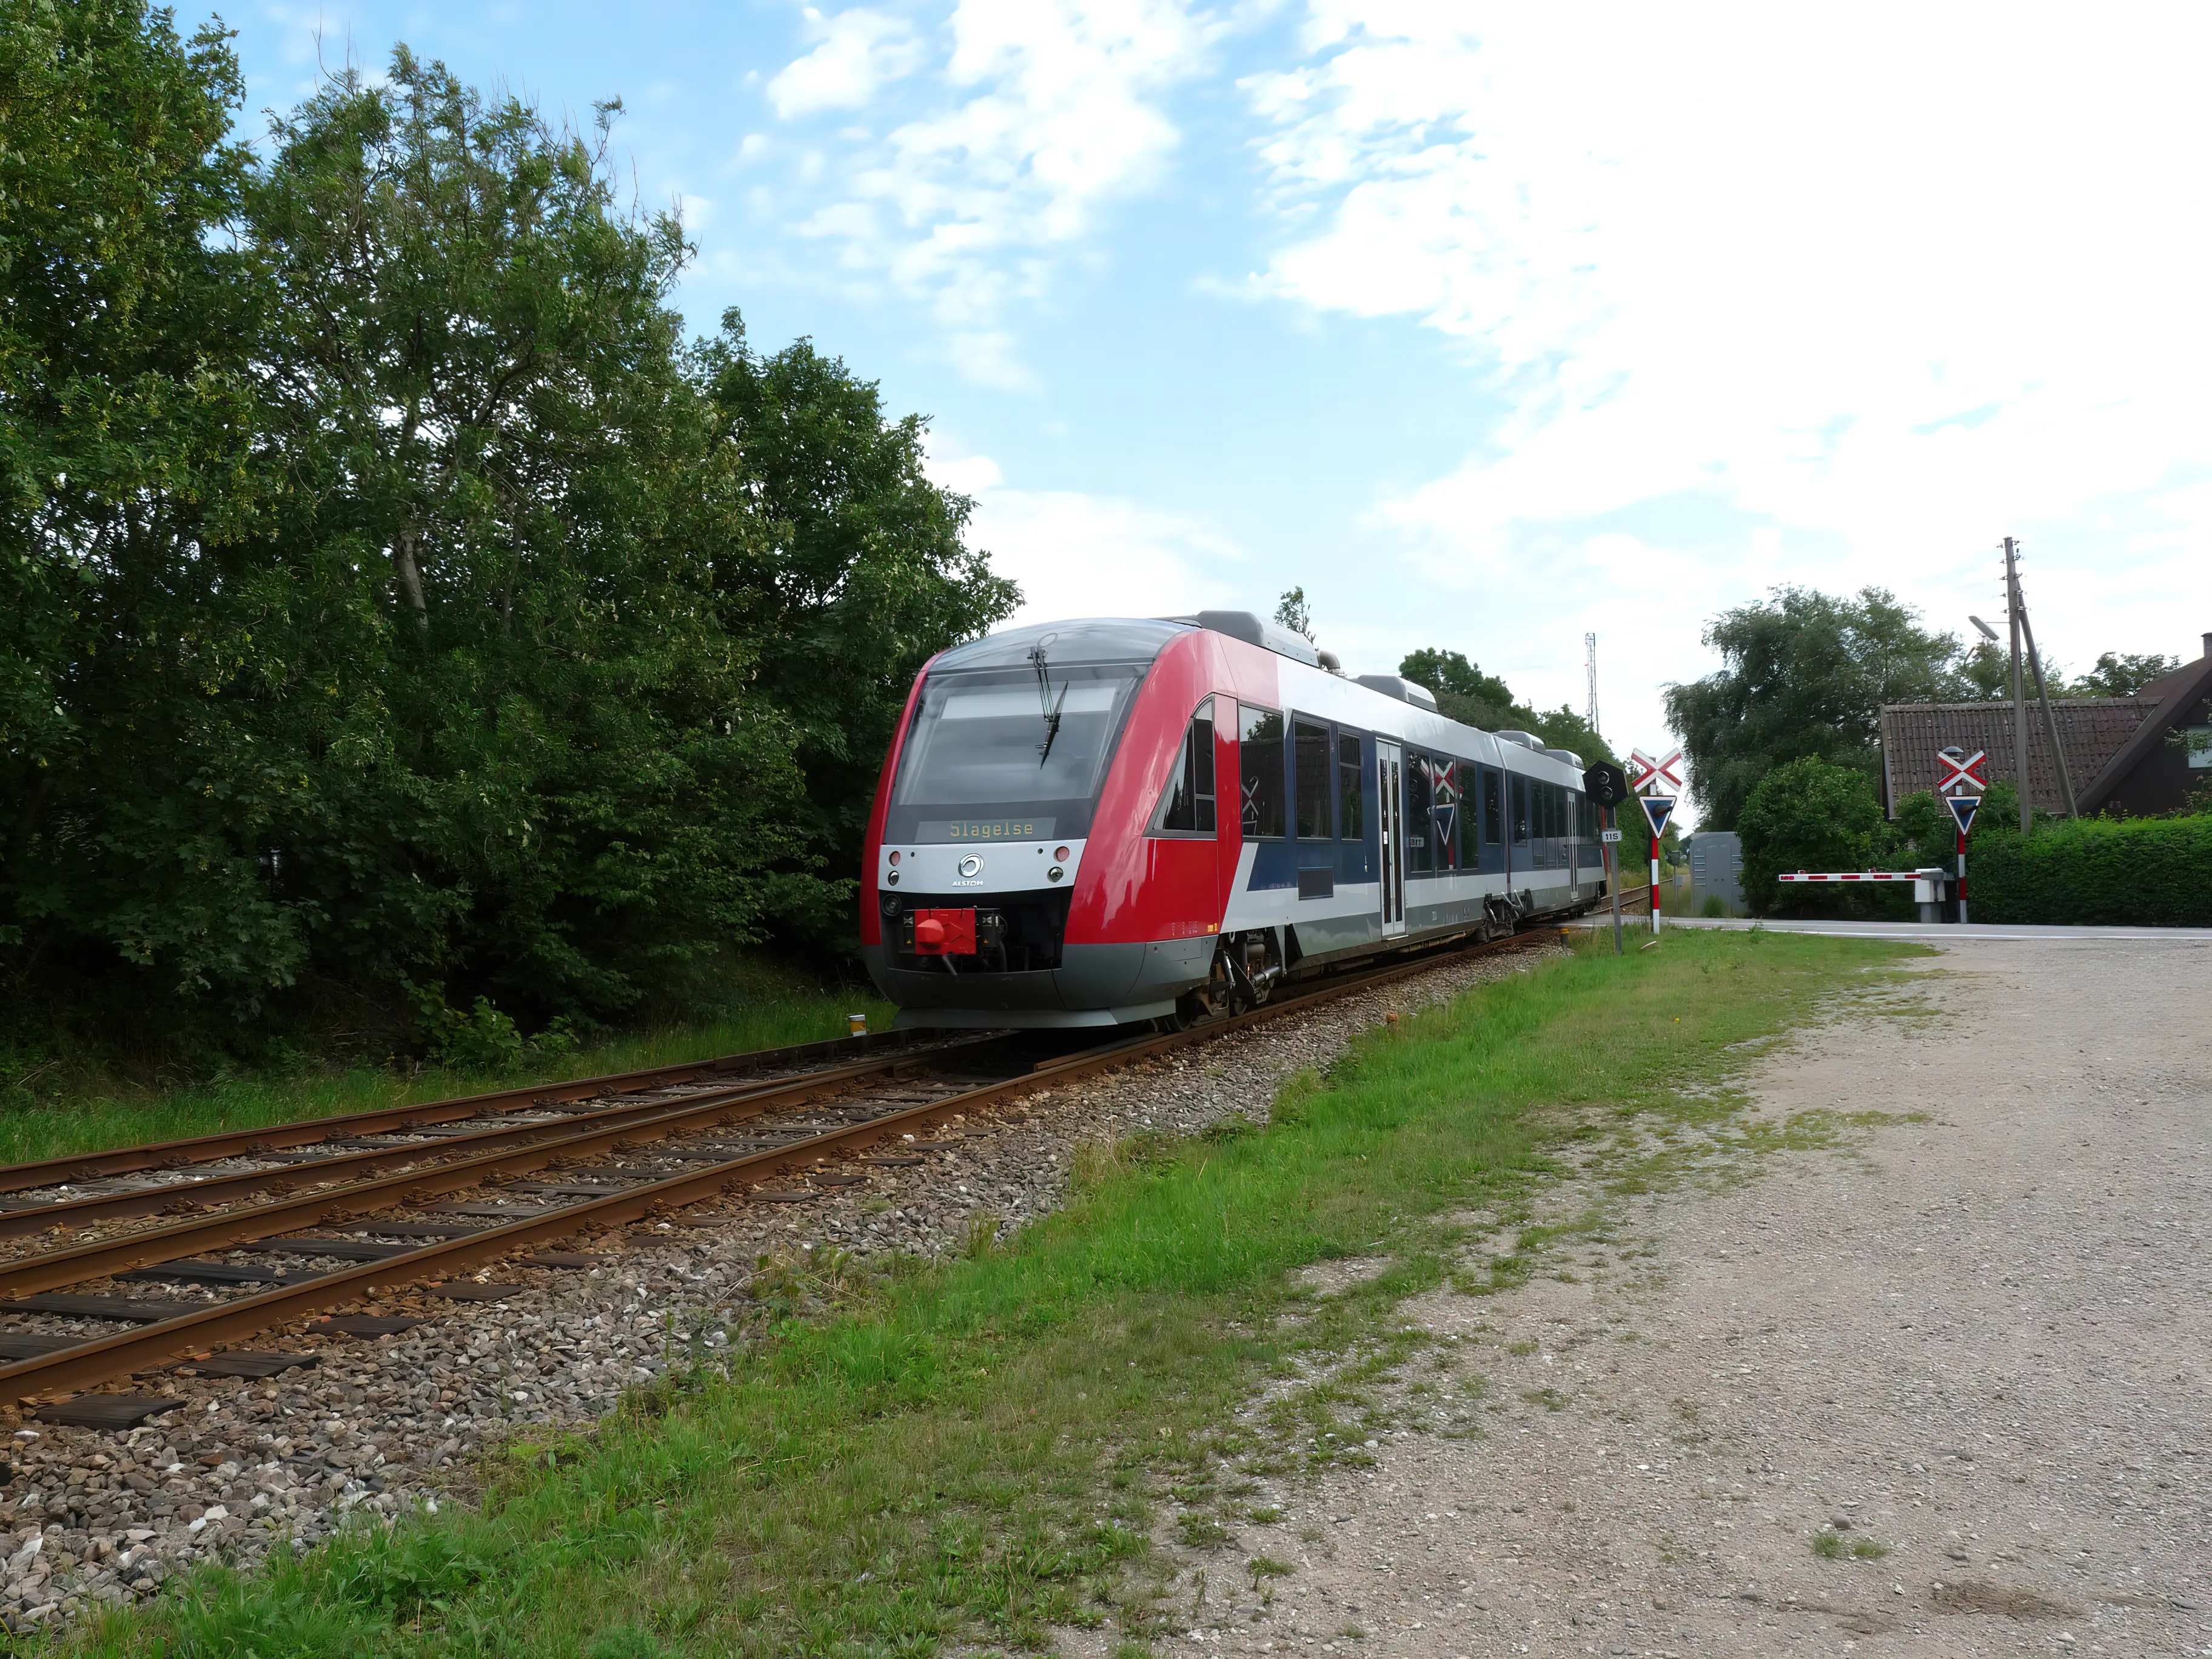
top-left (1054, 845), bottom-right (1069, 861)
top-left (1048, 865), bottom-right (1064, 882)
top-left (886, 872), bottom-right (899, 886)
top-left (888, 850), bottom-right (900, 865)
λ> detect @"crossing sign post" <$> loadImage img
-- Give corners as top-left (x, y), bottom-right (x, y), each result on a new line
top-left (1627, 749), bottom-right (1682, 936)
top-left (1944, 788), bottom-right (1981, 924)
top-left (1936, 748), bottom-right (1986, 925)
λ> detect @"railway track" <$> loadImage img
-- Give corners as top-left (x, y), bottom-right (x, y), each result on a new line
top-left (0, 931), bottom-right (1548, 1418)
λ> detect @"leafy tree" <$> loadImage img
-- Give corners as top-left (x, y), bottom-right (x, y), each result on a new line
top-left (233, 55), bottom-right (819, 1021)
top-left (694, 320), bottom-right (1018, 951)
top-left (1736, 756), bottom-right (1893, 916)
top-left (1961, 642), bottom-right (2011, 699)
top-left (1273, 587), bottom-right (1314, 643)
top-left (1663, 586), bottom-right (1968, 831)
top-left (2070, 651), bottom-right (2178, 697)
top-left (0, 22), bottom-right (1017, 1056)
top-left (1398, 648), bottom-right (1513, 725)
top-left (1398, 650), bottom-right (1618, 763)
top-left (1518, 705), bottom-right (1615, 765)
top-left (1, 0), bottom-right (273, 1004)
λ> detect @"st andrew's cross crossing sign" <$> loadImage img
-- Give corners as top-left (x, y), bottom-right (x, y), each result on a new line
top-left (1629, 748), bottom-right (1683, 794)
top-left (1937, 748), bottom-right (1988, 794)
top-left (1945, 793), bottom-right (1981, 836)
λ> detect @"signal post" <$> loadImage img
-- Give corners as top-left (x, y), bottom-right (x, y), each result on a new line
top-left (1627, 748), bottom-right (1683, 935)
top-left (1581, 760), bottom-right (1633, 954)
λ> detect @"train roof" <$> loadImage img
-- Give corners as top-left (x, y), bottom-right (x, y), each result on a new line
top-left (933, 617), bottom-right (1188, 671)
top-left (936, 613), bottom-right (1588, 783)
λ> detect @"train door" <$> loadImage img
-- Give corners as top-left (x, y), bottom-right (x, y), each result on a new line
top-left (1377, 740), bottom-right (1406, 937)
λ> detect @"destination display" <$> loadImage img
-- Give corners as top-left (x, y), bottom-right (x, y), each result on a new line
top-left (914, 817), bottom-right (1056, 843)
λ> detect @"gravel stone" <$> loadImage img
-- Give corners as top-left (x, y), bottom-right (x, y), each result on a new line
top-left (0, 943), bottom-right (1553, 1629)
top-left (1099, 934), bottom-right (2212, 1658)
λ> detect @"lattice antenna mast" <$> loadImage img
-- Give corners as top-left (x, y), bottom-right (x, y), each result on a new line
top-left (1584, 632), bottom-right (1600, 733)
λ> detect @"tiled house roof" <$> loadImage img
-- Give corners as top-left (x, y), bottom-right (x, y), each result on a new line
top-left (1879, 698), bottom-right (2151, 815)
top-left (1879, 637), bottom-right (2212, 817)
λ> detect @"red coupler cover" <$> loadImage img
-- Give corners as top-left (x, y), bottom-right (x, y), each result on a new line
top-left (911, 908), bottom-right (977, 955)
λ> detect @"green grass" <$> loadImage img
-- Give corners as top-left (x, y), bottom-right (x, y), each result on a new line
top-left (0, 992), bottom-right (896, 1169)
top-left (62, 927), bottom-right (1909, 1658)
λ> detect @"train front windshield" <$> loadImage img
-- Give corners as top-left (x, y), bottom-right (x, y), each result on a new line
top-left (889, 665), bottom-right (1144, 843)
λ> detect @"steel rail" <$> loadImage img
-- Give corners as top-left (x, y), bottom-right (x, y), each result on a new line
top-left (0, 1044), bottom-right (1016, 1296)
top-left (0, 1037), bottom-right (1002, 1244)
top-left (0, 930), bottom-right (1547, 1403)
top-left (0, 1028), bottom-right (937, 1198)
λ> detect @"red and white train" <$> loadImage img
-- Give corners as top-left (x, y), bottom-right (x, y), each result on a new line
top-left (860, 612), bottom-right (1606, 1028)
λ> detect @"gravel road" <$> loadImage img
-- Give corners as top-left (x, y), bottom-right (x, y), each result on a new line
top-left (1185, 937), bottom-right (2212, 1658)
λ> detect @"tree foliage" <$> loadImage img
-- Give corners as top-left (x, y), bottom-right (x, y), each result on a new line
top-left (695, 321), bottom-right (1017, 952)
top-left (1663, 586), bottom-right (1969, 831)
top-left (1397, 649), bottom-right (1617, 763)
top-left (2069, 651), bottom-right (2178, 697)
top-left (1735, 756), bottom-right (1894, 916)
top-left (0, 10), bottom-right (1013, 1053)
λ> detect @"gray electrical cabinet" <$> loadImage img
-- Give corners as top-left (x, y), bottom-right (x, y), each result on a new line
top-left (1687, 831), bottom-right (1743, 916)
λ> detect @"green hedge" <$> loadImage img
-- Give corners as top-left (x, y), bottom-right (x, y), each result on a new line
top-left (1970, 813), bottom-right (2212, 926)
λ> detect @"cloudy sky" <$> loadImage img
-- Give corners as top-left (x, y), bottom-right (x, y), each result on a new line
top-left (233, 1), bottom-right (2212, 793)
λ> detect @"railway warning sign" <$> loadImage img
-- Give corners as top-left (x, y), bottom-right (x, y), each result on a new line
top-left (1945, 793), bottom-right (1981, 836)
top-left (1629, 748), bottom-right (1683, 794)
top-left (1638, 794), bottom-right (1676, 839)
top-left (1937, 748), bottom-right (1988, 794)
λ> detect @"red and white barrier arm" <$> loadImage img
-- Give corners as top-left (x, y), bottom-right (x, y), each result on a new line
top-left (1777, 870), bottom-right (1948, 883)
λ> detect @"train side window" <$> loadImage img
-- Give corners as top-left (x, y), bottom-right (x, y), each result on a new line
top-left (1238, 704), bottom-right (1285, 839)
top-left (1293, 717), bottom-right (1332, 839)
top-left (1406, 751), bottom-right (1434, 874)
top-left (1512, 773), bottom-right (1530, 845)
top-left (1433, 757), bottom-right (1462, 870)
top-left (1153, 697), bottom-right (1216, 835)
top-left (1338, 734), bottom-right (1364, 842)
top-left (1482, 768), bottom-right (1503, 846)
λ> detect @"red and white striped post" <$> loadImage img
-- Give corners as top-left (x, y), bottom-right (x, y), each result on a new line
top-left (1628, 748), bottom-right (1682, 937)
top-left (1936, 751), bottom-right (1986, 927)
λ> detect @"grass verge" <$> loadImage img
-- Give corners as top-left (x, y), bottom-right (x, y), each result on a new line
top-left (62, 927), bottom-right (1912, 1658)
top-left (0, 991), bottom-right (896, 1170)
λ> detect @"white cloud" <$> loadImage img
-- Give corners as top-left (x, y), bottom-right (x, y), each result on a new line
top-left (778, 0), bottom-right (1208, 379)
top-left (927, 439), bottom-right (1244, 620)
top-left (767, 8), bottom-right (920, 117)
top-left (1248, 2), bottom-right (2212, 757)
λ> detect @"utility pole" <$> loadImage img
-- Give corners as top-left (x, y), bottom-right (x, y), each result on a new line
top-left (2012, 560), bottom-right (2078, 818)
top-left (2004, 536), bottom-right (2032, 834)
top-left (1584, 632), bottom-right (1600, 734)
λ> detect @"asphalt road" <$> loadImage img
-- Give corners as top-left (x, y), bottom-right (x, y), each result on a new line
top-left (1584, 916), bottom-right (2212, 944)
